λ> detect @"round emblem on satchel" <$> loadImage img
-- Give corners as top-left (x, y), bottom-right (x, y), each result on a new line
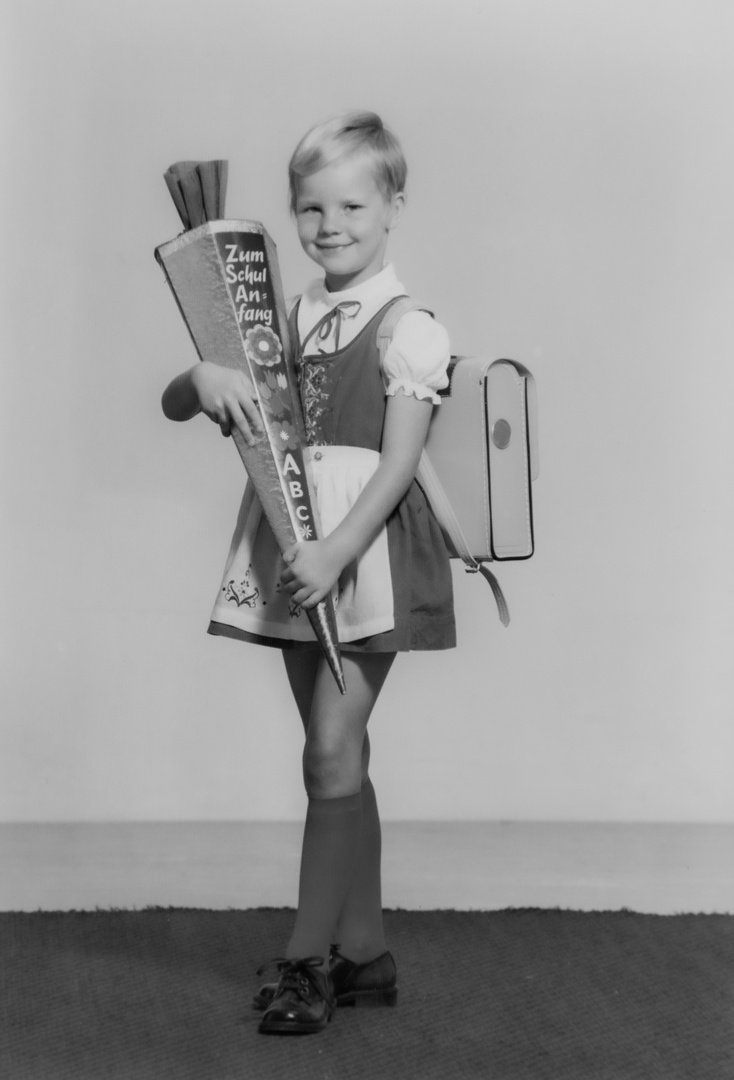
top-left (492, 419), bottom-right (512, 450)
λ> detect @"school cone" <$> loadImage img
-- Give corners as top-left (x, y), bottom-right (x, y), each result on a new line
top-left (155, 161), bottom-right (346, 694)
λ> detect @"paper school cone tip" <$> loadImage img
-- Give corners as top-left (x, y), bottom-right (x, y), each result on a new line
top-left (310, 599), bottom-right (347, 694)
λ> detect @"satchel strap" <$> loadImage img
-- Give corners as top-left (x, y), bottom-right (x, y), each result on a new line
top-left (376, 300), bottom-right (511, 627)
top-left (415, 448), bottom-right (510, 627)
top-left (375, 295), bottom-right (429, 356)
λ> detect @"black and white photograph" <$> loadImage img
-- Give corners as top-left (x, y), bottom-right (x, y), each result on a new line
top-left (2, 1), bottom-right (733, 1076)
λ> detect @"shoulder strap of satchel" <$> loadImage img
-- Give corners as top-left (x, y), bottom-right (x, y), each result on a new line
top-left (376, 300), bottom-right (511, 627)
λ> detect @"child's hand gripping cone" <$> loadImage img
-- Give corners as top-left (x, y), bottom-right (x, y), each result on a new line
top-left (156, 161), bottom-right (346, 694)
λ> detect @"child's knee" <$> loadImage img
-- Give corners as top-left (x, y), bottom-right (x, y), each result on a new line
top-left (302, 735), bottom-right (361, 799)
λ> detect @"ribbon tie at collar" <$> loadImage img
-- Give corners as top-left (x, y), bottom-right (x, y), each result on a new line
top-left (304, 300), bottom-right (362, 354)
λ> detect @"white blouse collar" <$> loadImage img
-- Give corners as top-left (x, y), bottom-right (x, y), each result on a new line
top-left (305, 264), bottom-right (404, 309)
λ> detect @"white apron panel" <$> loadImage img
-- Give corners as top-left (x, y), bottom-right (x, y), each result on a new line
top-left (209, 445), bottom-right (394, 643)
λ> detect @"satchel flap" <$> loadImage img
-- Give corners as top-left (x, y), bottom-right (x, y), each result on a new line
top-left (489, 360), bottom-right (539, 481)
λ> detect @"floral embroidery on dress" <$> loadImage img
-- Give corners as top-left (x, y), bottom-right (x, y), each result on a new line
top-left (299, 359), bottom-right (335, 446)
top-left (223, 566), bottom-right (261, 608)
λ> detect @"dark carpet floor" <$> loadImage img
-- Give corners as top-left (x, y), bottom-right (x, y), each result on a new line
top-left (2, 907), bottom-right (733, 1080)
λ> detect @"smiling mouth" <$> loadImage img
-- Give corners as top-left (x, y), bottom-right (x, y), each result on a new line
top-left (316, 242), bottom-right (353, 251)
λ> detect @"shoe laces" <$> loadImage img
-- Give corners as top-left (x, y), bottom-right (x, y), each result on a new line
top-left (256, 956), bottom-right (326, 1003)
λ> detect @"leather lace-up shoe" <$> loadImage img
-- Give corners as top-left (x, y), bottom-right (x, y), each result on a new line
top-left (253, 947), bottom-right (397, 1012)
top-left (257, 957), bottom-right (335, 1035)
top-left (328, 947), bottom-right (398, 1007)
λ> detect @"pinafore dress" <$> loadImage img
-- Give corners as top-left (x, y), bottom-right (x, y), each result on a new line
top-left (208, 298), bottom-right (456, 653)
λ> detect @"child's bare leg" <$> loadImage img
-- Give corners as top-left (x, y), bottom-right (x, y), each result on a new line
top-left (284, 648), bottom-right (372, 783)
top-left (282, 650), bottom-right (394, 966)
top-left (282, 647), bottom-right (320, 732)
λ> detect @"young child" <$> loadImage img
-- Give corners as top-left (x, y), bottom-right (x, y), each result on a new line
top-left (161, 111), bottom-right (455, 1035)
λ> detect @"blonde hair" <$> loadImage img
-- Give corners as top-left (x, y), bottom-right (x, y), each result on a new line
top-left (288, 111), bottom-right (407, 213)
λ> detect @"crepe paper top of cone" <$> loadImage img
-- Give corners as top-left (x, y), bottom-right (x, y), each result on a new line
top-left (156, 190), bottom-right (345, 694)
top-left (164, 160), bottom-right (228, 230)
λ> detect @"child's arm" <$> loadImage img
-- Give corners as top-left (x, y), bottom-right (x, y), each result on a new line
top-left (161, 361), bottom-right (263, 444)
top-left (280, 391), bottom-right (432, 608)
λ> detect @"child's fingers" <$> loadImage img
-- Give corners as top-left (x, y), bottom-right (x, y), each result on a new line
top-left (279, 544), bottom-right (333, 607)
top-left (237, 393), bottom-right (264, 436)
top-left (298, 591), bottom-right (322, 610)
top-left (281, 577), bottom-right (328, 606)
top-left (280, 545), bottom-right (303, 584)
top-left (282, 544), bottom-right (301, 565)
top-left (287, 584), bottom-right (317, 608)
top-left (226, 373), bottom-right (263, 441)
top-left (196, 365), bottom-right (263, 446)
top-left (279, 546), bottom-right (308, 594)
top-left (279, 561), bottom-right (298, 590)
top-left (226, 401), bottom-right (261, 447)
top-left (295, 585), bottom-right (329, 610)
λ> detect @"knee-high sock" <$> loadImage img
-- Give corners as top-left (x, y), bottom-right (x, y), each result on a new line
top-left (286, 791), bottom-right (362, 965)
top-left (334, 778), bottom-right (388, 963)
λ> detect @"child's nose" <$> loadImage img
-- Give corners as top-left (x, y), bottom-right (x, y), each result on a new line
top-left (318, 209), bottom-right (340, 234)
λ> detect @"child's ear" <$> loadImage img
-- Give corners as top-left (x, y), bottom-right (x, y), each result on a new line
top-left (387, 192), bottom-right (405, 230)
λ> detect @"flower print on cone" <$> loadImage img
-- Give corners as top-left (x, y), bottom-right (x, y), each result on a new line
top-left (244, 325), bottom-right (282, 367)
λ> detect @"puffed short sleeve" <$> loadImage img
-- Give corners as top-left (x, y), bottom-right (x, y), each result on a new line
top-left (382, 311), bottom-right (450, 405)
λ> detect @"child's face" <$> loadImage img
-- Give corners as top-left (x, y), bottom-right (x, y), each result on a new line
top-left (294, 153), bottom-right (404, 291)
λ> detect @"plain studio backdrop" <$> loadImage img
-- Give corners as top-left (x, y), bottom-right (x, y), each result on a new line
top-left (1, 0), bottom-right (732, 828)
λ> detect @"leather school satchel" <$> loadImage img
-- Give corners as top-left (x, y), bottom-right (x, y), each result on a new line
top-left (377, 298), bottom-right (539, 627)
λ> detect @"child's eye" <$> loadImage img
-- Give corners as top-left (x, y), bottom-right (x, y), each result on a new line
top-left (344, 204), bottom-right (362, 212)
